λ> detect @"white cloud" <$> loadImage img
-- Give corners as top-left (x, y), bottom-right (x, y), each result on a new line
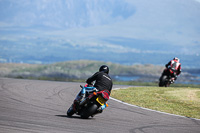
top-left (84, 42), bottom-right (175, 55)
top-left (194, 0), bottom-right (200, 3)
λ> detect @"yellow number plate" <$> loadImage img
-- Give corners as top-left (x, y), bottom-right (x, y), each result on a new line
top-left (96, 96), bottom-right (106, 105)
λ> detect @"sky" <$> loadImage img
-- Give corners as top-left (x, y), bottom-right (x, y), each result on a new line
top-left (195, 0), bottom-right (200, 3)
top-left (0, 0), bottom-right (200, 66)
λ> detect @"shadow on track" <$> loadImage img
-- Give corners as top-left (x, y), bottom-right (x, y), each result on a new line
top-left (55, 115), bottom-right (94, 120)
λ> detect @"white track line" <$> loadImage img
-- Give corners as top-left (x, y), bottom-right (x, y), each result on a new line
top-left (111, 87), bottom-right (200, 121)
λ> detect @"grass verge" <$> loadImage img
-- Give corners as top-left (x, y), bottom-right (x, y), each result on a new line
top-left (111, 86), bottom-right (200, 119)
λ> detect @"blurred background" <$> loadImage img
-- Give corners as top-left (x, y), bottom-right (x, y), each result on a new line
top-left (0, 0), bottom-right (200, 84)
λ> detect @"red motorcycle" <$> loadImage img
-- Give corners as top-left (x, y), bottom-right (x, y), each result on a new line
top-left (67, 85), bottom-right (110, 119)
top-left (159, 67), bottom-right (176, 87)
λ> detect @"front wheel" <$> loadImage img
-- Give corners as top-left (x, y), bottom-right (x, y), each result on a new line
top-left (67, 105), bottom-right (75, 117)
top-left (81, 104), bottom-right (98, 119)
top-left (159, 75), bottom-right (167, 87)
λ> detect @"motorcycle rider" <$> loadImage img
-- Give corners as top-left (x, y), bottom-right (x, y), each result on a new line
top-left (162, 57), bottom-right (181, 83)
top-left (73, 65), bottom-right (113, 113)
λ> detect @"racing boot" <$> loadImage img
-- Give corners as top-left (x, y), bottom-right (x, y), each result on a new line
top-left (91, 103), bottom-right (108, 117)
top-left (170, 78), bottom-right (175, 84)
top-left (97, 103), bottom-right (109, 113)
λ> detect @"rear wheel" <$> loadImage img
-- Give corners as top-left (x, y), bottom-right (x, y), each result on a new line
top-left (81, 104), bottom-right (98, 119)
top-left (165, 80), bottom-right (171, 87)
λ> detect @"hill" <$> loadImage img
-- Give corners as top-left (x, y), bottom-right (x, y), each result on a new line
top-left (0, 60), bottom-right (199, 84)
top-left (0, 60), bottom-right (163, 79)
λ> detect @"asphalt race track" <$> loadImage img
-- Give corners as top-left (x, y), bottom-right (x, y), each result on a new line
top-left (0, 78), bottom-right (200, 133)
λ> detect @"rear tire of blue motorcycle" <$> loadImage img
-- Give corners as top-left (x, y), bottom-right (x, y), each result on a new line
top-left (81, 104), bottom-right (98, 119)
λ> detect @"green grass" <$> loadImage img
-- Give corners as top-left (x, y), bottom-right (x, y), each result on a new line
top-left (113, 81), bottom-right (200, 88)
top-left (111, 86), bottom-right (200, 119)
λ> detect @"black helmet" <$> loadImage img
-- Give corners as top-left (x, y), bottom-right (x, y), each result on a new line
top-left (99, 65), bottom-right (109, 74)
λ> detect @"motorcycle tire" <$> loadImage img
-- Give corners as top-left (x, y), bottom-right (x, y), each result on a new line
top-left (80, 104), bottom-right (98, 119)
top-left (159, 75), bottom-right (167, 87)
top-left (159, 81), bottom-right (163, 87)
top-left (67, 105), bottom-right (75, 117)
top-left (165, 81), bottom-right (170, 87)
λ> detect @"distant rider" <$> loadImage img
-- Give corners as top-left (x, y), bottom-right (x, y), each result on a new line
top-left (73, 65), bottom-right (113, 113)
top-left (163, 57), bottom-right (182, 82)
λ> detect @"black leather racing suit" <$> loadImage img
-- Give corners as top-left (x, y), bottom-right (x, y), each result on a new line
top-left (86, 71), bottom-right (113, 94)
